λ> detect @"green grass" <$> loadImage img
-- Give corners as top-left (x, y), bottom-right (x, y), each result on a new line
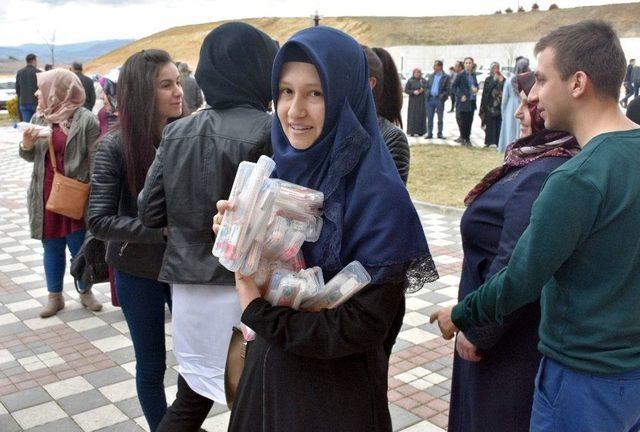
top-left (407, 144), bottom-right (504, 208)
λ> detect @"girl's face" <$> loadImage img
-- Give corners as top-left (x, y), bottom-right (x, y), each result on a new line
top-left (155, 62), bottom-right (183, 120)
top-left (464, 58), bottom-right (474, 72)
top-left (277, 61), bottom-right (325, 150)
top-left (515, 90), bottom-right (533, 138)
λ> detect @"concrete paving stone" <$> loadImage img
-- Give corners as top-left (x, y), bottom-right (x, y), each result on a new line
top-left (73, 404), bottom-right (128, 432)
top-left (92, 335), bottom-right (133, 353)
top-left (0, 386), bottom-right (52, 411)
top-left (68, 317), bottom-right (108, 332)
top-left (0, 413), bottom-right (22, 432)
top-left (425, 385), bottom-right (449, 399)
top-left (392, 338), bottom-right (414, 353)
top-left (57, 389), bottom-right (111, 416)
top-left (0, 291), bottom-right (31, 304)
top-left (57, 307), bottom-right (96, 322)
top-left (84, 366), bottom-right (133, 388)
top-left (399, 420), bottom-right (446, 432)
top-left (106, 347), bottom-right (137, 365)
top-left (0, 321), bottom-right (29, 337)
top-left (24, 416), bottom-right (84, 432)
top-left (95, 419), bottom-right (146, 432)
top-left (390, 403), bottom-right (422, 431)
top-left (114, 397), bottom-right (143, 420)
top-left (81, 325), bottom-right (122, 342)
top-left (11, 400), bottom-right (67, 429)
top-left (99, 378), bottom-right (137, 403)
top-left (0, 348), bottom-right (15, 365)
top-left (2, 363), bottom-right (25, 376)
top-left (44, 376), bottom-right (94, 399)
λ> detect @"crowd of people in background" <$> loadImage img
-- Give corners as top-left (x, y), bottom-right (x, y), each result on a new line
top-left (13, 17), bottom-right (640, 432)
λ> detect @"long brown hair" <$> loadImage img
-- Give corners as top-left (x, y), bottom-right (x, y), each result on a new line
top-left (372, 47), bottom-right (403, 128)
top-left (117, 49), bottom-right (174, 195)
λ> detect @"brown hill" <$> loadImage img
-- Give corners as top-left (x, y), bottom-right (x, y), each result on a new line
top-left (86, 3), bottom-right (640, 73)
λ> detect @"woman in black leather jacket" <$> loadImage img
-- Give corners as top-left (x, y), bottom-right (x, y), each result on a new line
top-left (365, 46), bottom-right (410, 184)
top-left (87, 49), bottom-right (182, 432)
top-left (137, 23), bottom-right (277, 431)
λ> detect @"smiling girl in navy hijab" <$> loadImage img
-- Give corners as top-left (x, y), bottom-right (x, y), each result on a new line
top-left (225, 26), bottom-right (438, 432)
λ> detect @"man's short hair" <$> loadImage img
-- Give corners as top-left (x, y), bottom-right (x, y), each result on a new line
top-left (72, 62), bottom-right (83, 71)
top-left (434, 60), bottom-right (443, 68)
top-left (631, 59), bottom-right (636, 63)
top-left (26, 54), bottom-right (36, 63)
top-left (534, 20), bottom-right (626, 100)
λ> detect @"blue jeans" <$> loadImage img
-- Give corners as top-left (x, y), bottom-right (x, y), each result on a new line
top-left (530, 356), bottom-right (640, 432)
top-left (426, 96), bottom-right (445, 136)
top-left (42, 229), bottom-right (86, 293)
top-left (115, 270), bottom-right (171, 432)
top-left (19, 104), bottom-right (37, 123)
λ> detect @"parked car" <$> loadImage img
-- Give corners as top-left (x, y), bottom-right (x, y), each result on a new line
top-left (0, 79), bottom-right (16, 110)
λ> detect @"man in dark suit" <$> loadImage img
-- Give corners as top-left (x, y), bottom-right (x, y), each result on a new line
top-left (424, 60), bottom-right (451, 139)
top-left (71, 62), bottom-right (96, 111)
top-left (15, 54), bottom-right (41, 122)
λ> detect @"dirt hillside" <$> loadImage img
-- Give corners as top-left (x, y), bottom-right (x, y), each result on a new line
top-left (86, 3), bottom-right (640, 73)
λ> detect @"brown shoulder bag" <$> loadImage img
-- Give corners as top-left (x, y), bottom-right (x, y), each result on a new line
top-left (224, 326), bottom-right (247, 409)
top-left (45, 135), bottom-right (90, 220)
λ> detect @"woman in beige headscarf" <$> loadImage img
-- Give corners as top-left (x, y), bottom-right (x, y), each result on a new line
top-left (19, 68), bottom-right (102, 318)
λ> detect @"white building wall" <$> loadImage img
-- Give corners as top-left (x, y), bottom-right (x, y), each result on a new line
top-left (386, 37), bottom-right (640, 73)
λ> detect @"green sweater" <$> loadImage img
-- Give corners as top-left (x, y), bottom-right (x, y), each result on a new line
top-left (452, 129), bottom-right (640, 375)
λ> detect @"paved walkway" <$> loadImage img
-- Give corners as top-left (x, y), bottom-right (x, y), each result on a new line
top-left (0, 126), bottom-right (466, 432)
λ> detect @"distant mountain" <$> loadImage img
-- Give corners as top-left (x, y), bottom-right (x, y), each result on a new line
top-left (0, 39), bottom-right (135, 65)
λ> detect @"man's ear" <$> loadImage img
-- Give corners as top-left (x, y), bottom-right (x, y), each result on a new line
top-left (369, 77), bottom-right (377, 90)
top-left (571, 71), bottom-right (589, 99)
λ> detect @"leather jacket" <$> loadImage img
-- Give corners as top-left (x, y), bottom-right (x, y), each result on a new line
top-left (88, 131), bottom-right (166, 279)
top-left (137, 107), bottom-right (272, 284)
top-left (378, 116), bottom-right (410, 184)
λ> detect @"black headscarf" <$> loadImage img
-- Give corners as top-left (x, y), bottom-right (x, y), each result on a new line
top-left (195, 22), bottom-right (278, 111)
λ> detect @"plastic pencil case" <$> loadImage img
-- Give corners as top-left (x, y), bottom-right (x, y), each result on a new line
top-left (273, 179), bottom-right (324, 214)
top-left (15, 122), bottom-right (51, 138)
top-left (300, 261), bottom-right (371, 310)
top-left (212, 156), bottom-right (276, 271)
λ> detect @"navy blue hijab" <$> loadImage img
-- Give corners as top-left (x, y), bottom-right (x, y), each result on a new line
top-left (272, 27), bottom-right (437, 286)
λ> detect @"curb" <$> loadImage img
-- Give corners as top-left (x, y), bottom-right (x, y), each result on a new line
top-left (412, 200), bottom-right (465, 217)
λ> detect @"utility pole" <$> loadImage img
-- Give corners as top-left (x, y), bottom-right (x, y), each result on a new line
top-left (310, 10), bottom-right (323, 27)
top-left (39, 30), bottom-right (56, 66)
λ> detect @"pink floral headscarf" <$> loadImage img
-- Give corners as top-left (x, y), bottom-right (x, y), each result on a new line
top-left (35, 69), bottom-right (85, 135)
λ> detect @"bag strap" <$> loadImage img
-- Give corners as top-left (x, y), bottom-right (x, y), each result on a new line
top-left (46, 134), bottom-right (59, 174)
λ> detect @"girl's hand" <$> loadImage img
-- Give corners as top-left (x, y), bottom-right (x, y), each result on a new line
top-left (212, 200), bottom-right (234, 235)
top-left (235, 273), bottom-right (261, 311)
top-left (21, 127), bottom-right (39, 151)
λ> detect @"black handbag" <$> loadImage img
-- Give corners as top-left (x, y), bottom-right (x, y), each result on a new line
top-left (70, 232), bottom-right (109, 293)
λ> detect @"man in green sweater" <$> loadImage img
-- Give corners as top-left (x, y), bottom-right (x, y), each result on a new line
top-left (430, 20), bottom-right (640, 432)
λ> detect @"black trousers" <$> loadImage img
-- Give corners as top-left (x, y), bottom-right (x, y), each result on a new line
top-left (449, 94), bottom-right (456, 110)
top-left (156, 375), bottom-right (214, 432)
top-left (457, 111), bottom-right (474, 141)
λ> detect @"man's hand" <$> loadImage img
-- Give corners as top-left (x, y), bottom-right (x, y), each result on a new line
top-left (460, 95), bottom-right (467, 102)
top-left (456, 332), bottom-right (482, 362)
top-left (212, 200), bottom-right (234, 235)
top-left (429, 307), bottom-right (459, 340)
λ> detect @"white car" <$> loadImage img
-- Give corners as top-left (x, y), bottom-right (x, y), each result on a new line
top-left (0, 79), bottom-right (17, 110)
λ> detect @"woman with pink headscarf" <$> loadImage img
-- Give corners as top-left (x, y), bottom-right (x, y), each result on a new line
top-left (19, 68), bottom-right (102, 318)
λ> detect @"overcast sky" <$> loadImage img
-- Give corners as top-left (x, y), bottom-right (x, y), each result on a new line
top-left (1, 0), bottom-right (636, 46)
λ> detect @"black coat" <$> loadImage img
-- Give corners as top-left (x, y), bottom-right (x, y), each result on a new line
top-left (378, 116), bottom-right (410, 184)
top-left (76, 72), bottom-right (96, 112)
top-left (449, 157), bottom-right (568, 432)
top-left (88, 131), bottom-right (166, 279)
top-left (15, 64), bottom-right (40, 105)
top-left (404, 77), bottom-right (427, 135)
top-left (137, 107), bottom-right (271, 285)
top-left (228, 281), bottom-right (406, 432)
top-left (452, 72), bottom-right (478, 113)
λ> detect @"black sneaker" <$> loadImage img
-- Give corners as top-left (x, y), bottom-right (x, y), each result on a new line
top-left (437, 134), bottom-right (444, 139)
top-left (426, 134), bottom-right (433, 139)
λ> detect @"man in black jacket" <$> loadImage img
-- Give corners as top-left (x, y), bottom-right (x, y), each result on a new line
top-left (15, 54), bottom-right (40, 122)
top-left (71, 62), bottom-right (96, 111)
top-left (425, 60), bottom-right (451, 139)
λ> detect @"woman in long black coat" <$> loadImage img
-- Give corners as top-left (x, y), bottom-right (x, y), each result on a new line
top-left (479, 62), bottom-right (504, 146)
top-left (449, 72), bottom-right (580, 432)
top-left (404, 68), bottom-right (427, 136)
top-left (219, 27), bottom-right (438, 432)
